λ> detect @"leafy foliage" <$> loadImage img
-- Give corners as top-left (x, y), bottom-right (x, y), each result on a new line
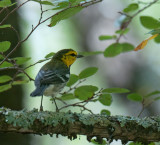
top-left (0, 41), bottom-right (11, 52)
top-left (79, 67), bottom-right (98, 79)
top-left (127, 93), bottom-right (143, 102)
top-left (140, 16), bottom-right (160, 29)
top-left (1, 0), bottom-right (160, 143)
top-left (49, 6), bottom-right (83, 27)
top-left (123, 3), bottom-right (139, 13)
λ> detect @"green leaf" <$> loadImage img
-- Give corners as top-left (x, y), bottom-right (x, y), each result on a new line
top-left (0, 41), bottom-right (11, 52)
top-left (45, 52), bottom-right (55, 58)
top-left (154, 34), bottom-right (160, 43)
top-left (102, 88), bottom-right (130, 93)
top-left (104, 43), bottom-right (122, 57)
top-left (60, 93), bottom-right (75, 100)
top-left (66, 74), bottom-right (79, 87)
top-left (128, 142), bottom-right (143, 145)
top-left (99, 35), bottom-right (117, 40)
top-left (0, 61), bottom-right (13, 68)
top-left (100, 109), bottom-right (111, 115)
top-left (69, 0), bottom-right (84, 6)
top-left (147, 29), bottom-right (160, 35)
top-left (74, 85), bottom-right (98, 100)
top-left (91, 139), bottom-right (107, 145)
top-left (154, 96), bottom-right (160, 101)
top-left (0, 75), bottom-right (12, 83)
top-left (13, 57), bottom-right (31, 65)
top-left (31, 0), bottom-right (54, 5)
top-left (140, 16), bottom-right (160, 29)
top-left (79, 67), bottom-right (98, 79)
top-left (0, 0), bottom-right (11, 7)
top-left (123, 3), bottom-right (139, 13)
top-left (49, 6), bottom-right (83, 27)
top-left (144, 90), bottom-right (160, 98)
top-left (0, 84), bottom-right (12, 92)
top-left (99, 94), bottom-right (112, 106)
top-left (16, 73), bottom-right (26, 78)
top-left (116, 28), bottom-right (129, 35)
top-left (121, 43), bottom-right (134, 52)
top-left (0, 54), bottom-right (4, 59)
top-left (0, 24), bottom-right (11, 29)
top-left (52, 1), bottom-right (69, 10)
top-left (127, 93), bottom-right (143, 102)
top-left (12, 80), bottom-right (29, 85)
top-left (79, 51), bottom-right (103, 56)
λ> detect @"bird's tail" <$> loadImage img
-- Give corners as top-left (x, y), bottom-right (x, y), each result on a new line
top-left (30, 86), bottom-right (47, 97)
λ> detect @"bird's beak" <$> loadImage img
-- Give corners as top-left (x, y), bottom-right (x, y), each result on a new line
top-left (77, 54), bottom-right (84, 58)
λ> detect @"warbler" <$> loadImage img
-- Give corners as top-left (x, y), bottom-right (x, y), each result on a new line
top-left (30, 49), bottom-right (83, 111)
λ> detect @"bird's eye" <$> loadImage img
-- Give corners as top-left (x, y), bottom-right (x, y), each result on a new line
top-left (70, 53), bottom-right (76, 57)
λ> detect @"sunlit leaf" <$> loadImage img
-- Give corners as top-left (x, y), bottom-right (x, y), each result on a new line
top-left (79, 67), bottom-right (98, 79)
top-left (13, 57), bottom-right (31, 65)
top-left (31, 0), bottom-right (54, 5)
top-left (16, 73), bottom-right (26, 78)
top-left (52, 1), bottom-right (69, 10)
top-left (45, 52), bottom-right (55, 58)
top-left (123, 3), bottom-right (139, 13)
top-left (99, 35), bottom-right (117, 40)
top-left (69, 0), bottom-right (84, 6)
top-left (0, 41), bottom-right (11, 52)
top-left (99, 94), bottom-right (112, 106)
top-left (60, 93), bottom-right (75, 100)
top-left (144, 90), bottom-right (160, 98)
top-left (0, 61), bottom-right (13, 68)
top-left (140, 16), bottom-right (160, 29)
top-left (102, 88), bottom-right (130, 93)
top-left (66, 74), bottom-right (79, 87)
top-left (0, 84), bottom-right (12, 92)
top-left (49, 6), bottom-right (83, 27)
top-left (0, 75), bottom-right (12, 83)
top-left (74, 85), bottom-right (98, 100)
top-left (154, 35), bottom-right (160, 43)
top-left (12, 80), bottom-right (29, 85)
top-left (134, 34), bottom-right (159, 51)
top-left (0, 24), bottom-right (11, 29)
top-left (115, 28), bottom-right (129, 35)
top-left (121, 43), bottom-right (134, 52)
top-left (104, 43), bottom-right (122, 57)
top-left (127, 93), bottom-right (143, 102)
top-left (91, 139), bottom-right (107, 145)
top-left (100, 109), bottom-right (111, 115)
top-left (0, 0), bottom-right (11, 7)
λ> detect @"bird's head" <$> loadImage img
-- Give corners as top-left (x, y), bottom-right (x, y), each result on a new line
top-left (53, 49), bottom-right (83, 67)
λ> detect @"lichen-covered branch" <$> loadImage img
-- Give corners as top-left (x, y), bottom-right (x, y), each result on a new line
top-left (0, 108), bottom-right (160, 144)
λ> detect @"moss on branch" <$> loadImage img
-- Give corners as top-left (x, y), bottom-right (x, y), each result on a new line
top-left (0, 108), bottom-right (160, 144)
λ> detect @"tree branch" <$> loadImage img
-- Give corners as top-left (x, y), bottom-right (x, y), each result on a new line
top-left (0, 108), bottom-right (160, 144)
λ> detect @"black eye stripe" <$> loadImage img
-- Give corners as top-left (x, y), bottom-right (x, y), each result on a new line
top-left (70, 53), bottom-right (76, 56)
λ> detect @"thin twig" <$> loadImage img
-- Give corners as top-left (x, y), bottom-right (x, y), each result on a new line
top-left (116, 0), bottom-right (158, 43)
top-left (0, 0), bottom-right (30, 25)
top-left (0, 0), bottom-right (103, 66)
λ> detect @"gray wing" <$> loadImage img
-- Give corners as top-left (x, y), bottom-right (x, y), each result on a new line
top-left (35, 68), bottom-right (70, 87)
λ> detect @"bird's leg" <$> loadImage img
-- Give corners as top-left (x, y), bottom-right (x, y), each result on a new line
top-left (40, 95), bottom-right (43, 111)
top-left (52, 96), bottom-right (59, 112)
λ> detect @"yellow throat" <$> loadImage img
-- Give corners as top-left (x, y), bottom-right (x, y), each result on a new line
top-left (61, 51), bottom-right (77, 67)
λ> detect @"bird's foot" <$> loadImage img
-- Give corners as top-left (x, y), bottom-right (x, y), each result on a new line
top-left (40, 106), bottom-right (43, 111)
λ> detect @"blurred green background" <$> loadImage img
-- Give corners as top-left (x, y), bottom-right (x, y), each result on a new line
top-left (1, 0), bottom-right (160, 145)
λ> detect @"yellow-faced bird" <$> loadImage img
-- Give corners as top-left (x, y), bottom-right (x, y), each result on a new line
top-left (30, 49), bottom-right (83, 111)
